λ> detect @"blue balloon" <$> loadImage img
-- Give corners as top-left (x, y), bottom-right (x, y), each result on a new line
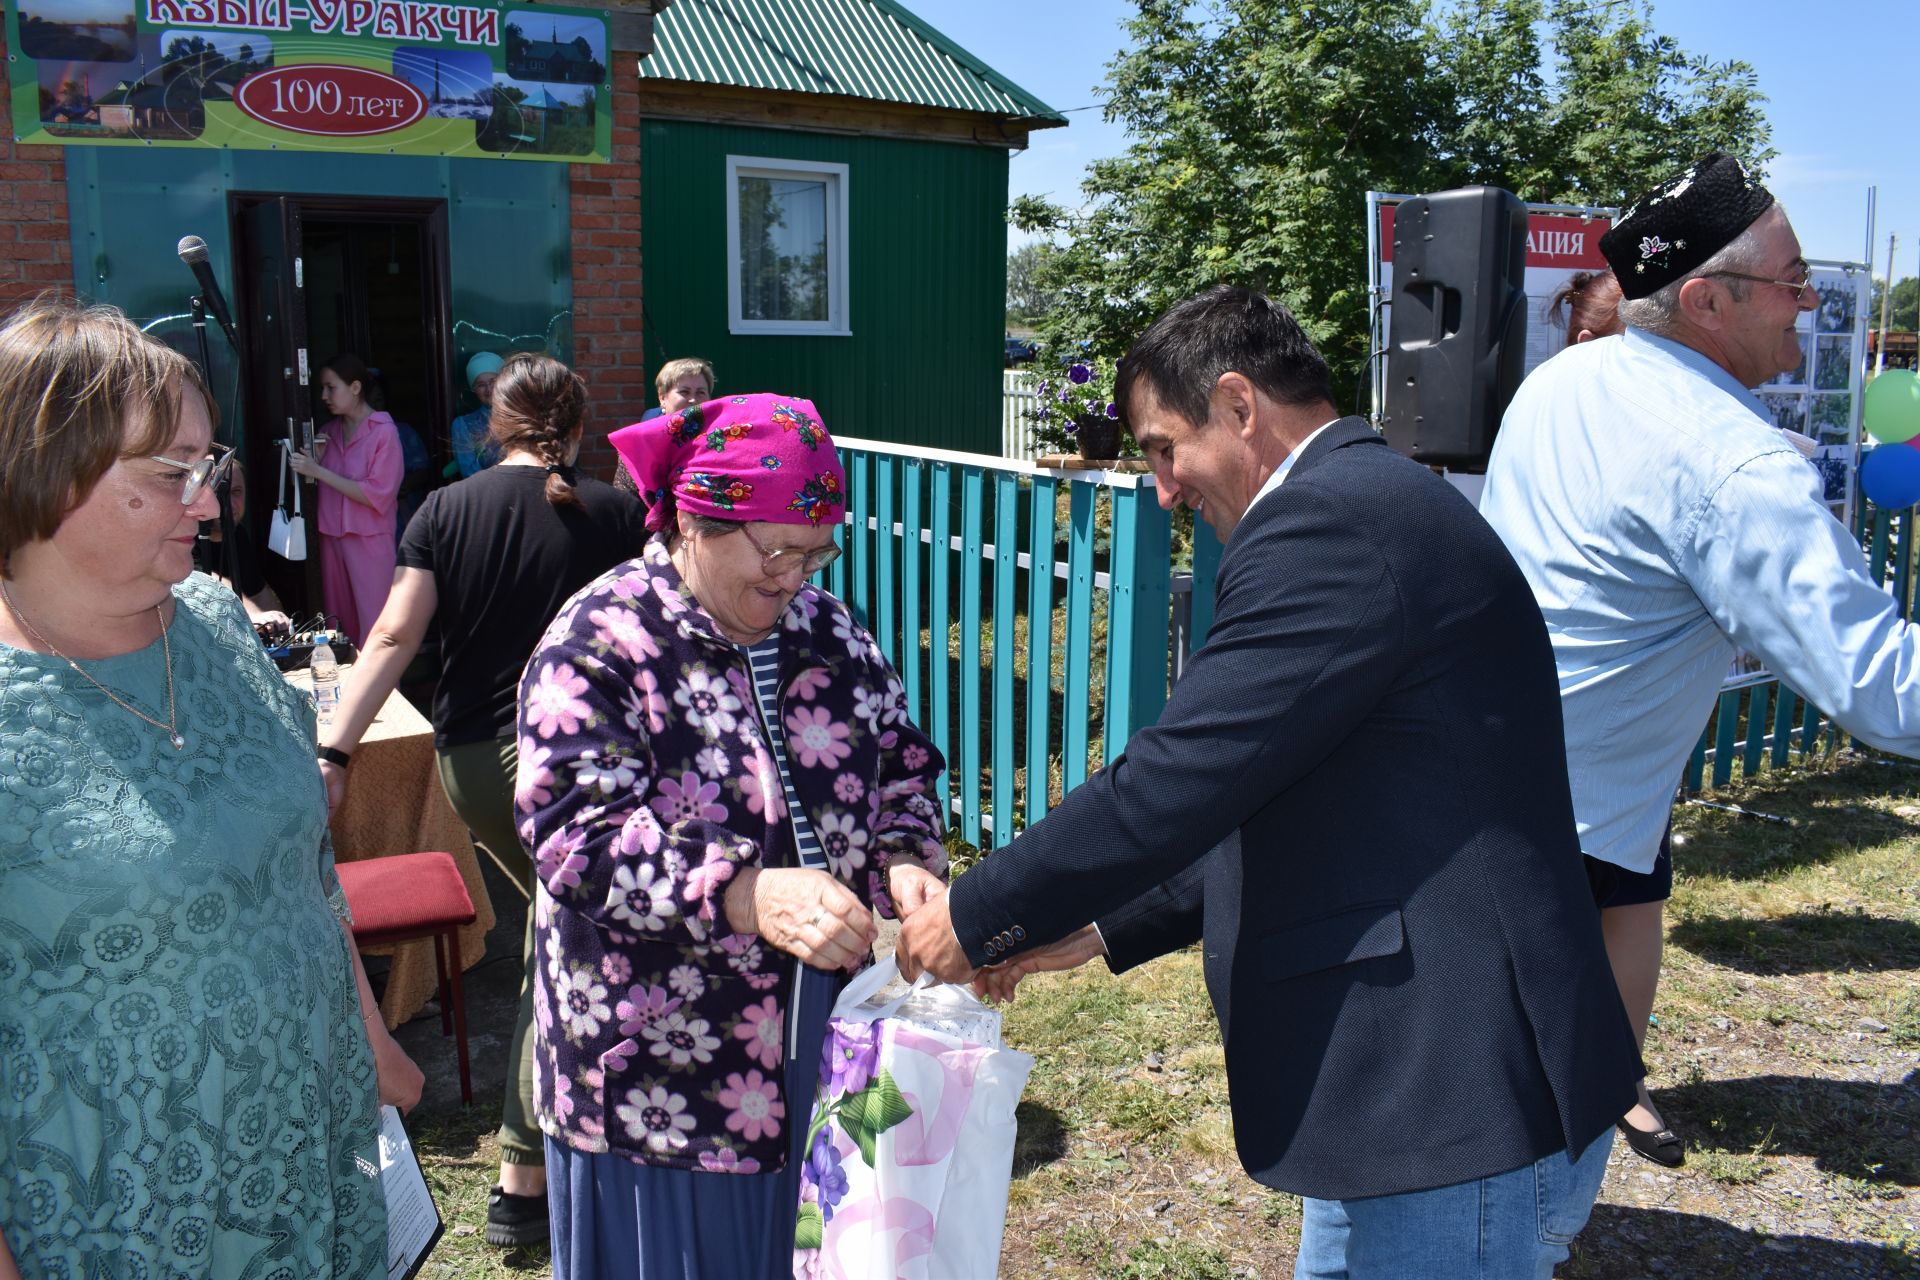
top-left (1859, 442), bottom-right (1920, 509)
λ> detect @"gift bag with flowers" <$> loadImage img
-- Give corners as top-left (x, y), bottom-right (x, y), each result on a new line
top-left (793, 960), bottom-right (1034, 1280)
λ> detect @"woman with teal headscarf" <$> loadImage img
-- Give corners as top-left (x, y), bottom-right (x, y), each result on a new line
top-left (451, 350), bottom-right (504, 477)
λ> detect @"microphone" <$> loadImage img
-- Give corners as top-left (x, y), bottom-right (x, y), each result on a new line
top-left (176, 235), bottom-right (239, 348)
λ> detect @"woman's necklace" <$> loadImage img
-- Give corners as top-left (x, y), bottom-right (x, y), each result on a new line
top-left (0, 579), bottom-right (184, 749)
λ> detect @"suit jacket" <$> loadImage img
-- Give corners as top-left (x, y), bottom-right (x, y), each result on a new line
top-left (949, 418), bottom-right (1640, 1201)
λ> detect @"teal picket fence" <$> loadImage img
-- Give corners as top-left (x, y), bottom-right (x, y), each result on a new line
top-left (1684, 501), bottom-right (1915, 791)
top-left (820, 444), bottom-right (1900, 834)
top-left (825, 438), bottom-right (1222, 852)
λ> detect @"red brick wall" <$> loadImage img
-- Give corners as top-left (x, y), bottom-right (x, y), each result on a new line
top-left (569, 53), bottom-right (648, 480)
top-left (0, 27), bottom-right (75, 311)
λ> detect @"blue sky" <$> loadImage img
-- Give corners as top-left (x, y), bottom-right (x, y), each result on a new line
top-left (19, 1), bottom-right (133, 20)
top-left (899, 0), bottom-right (1915, 277)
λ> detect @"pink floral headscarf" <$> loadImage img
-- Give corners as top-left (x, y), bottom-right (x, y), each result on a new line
top-left (609, 393), bottom-right (846, 533)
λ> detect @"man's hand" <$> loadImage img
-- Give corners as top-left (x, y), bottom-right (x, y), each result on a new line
top-left (887, 862), bottom-right (946, 918)
top-left (894, 890), bottom-right (975, 985)
top-left (974, 924), bottom-right (1106, 1004)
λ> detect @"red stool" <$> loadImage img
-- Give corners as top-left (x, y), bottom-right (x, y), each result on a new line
top-left (336, 851), bottom-right (478, 1105)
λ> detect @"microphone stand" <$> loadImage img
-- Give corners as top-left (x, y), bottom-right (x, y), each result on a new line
top-left (187, 294), bottom-right (238, 586)
top-left (188, 294), bottom-right (215, 386)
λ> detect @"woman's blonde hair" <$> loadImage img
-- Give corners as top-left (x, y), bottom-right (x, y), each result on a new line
top-left (654, 357), bottom-right (715, 400)
top-left (0, 295), bottom-right (213, 568)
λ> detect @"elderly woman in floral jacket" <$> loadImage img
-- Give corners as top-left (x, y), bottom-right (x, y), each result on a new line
top-left (516, 393), bottom-right (947, 1279)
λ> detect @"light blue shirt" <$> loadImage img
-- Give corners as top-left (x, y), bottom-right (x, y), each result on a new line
top-left (450, 406), bottom-right (496, 477)
top-left (1481, 327), bottom-right (1920, 872)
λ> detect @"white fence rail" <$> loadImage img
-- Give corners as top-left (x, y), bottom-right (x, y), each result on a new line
top-left (1001, 368), bottom-right (1038, 461)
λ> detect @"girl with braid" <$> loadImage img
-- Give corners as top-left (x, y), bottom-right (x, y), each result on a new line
top-left (315, 353), bottom-right (650, 1246)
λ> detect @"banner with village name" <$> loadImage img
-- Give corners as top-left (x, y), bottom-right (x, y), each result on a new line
top-left (6, 0), bottom-right (611, 162)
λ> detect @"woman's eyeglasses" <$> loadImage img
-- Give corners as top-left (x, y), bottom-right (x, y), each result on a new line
top-left (150, 443), bottom-right (235, 506)
top-left (738, 522), bottom-right (842, 577)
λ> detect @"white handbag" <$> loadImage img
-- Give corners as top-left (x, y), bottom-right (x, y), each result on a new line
top-left (793, 958), bottom-right (1034, 1280)
top-left (267, 440), bottom-right (307, 561)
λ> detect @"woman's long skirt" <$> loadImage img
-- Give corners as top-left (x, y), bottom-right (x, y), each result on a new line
top-left (546, 963), bottom-right (841, 1279)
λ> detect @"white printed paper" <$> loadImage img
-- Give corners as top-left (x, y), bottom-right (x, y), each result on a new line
top-left (379, 1106), bottom-right (443, 1280)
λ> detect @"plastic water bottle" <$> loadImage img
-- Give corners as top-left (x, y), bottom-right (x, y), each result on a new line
top-left (311, 633), bottom-right (341, 729)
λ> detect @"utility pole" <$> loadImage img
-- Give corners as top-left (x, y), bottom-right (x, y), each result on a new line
top-left (1878, 233), bottom-right (1897, 376)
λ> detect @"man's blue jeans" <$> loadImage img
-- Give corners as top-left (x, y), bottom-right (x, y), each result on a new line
top-left (1293, 1130), bottom-right (1613, 1279)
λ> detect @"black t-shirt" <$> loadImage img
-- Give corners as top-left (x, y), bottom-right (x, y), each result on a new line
top-left (193, 520), bottom-right (266, 599)
top-left (398, 465), bottom-right (649, 747)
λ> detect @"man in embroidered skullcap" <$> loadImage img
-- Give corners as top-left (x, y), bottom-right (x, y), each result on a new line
top-left (1482, 151), bottom-right (1920, 1172)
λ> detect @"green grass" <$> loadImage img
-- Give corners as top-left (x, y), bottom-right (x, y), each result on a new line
top-left (410, 1103), bottom-right (547, 1278)
top-left (1101, 1239), bottom-right (1241, 1279)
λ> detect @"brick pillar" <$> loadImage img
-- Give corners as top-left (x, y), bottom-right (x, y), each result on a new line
top-left (0, 27), bottom-right (75, 311)
top-left (570, 53), bottom-right (648, 481)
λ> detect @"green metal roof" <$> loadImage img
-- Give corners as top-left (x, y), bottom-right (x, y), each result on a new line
top-left (639, 0), bottom-right (1065, 125)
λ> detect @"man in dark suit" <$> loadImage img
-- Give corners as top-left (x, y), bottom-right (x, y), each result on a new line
top-left (897, 286), bottom-right (1640, 1277)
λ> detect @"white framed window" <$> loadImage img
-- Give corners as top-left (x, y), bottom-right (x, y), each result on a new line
top-left (725, 155), bottom-right (850, 336)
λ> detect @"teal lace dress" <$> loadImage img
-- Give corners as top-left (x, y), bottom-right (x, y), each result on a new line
top-left (0, 573), bottom-right (385, 1278)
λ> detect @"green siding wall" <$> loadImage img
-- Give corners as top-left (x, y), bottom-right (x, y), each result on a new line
top-left (639, 119), bottom-right (1008, 453)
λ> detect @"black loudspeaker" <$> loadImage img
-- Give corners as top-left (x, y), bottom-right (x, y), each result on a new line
top-left (1381, 186), bottom-right (1529, 472)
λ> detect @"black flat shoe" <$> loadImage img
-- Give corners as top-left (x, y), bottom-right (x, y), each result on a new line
top-left (1617, 1118), bottom-right (1685, 1168)
top-left (485, 1185), bottom-right (549, 1248)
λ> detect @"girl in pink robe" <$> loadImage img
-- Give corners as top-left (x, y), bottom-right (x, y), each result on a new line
top-left (290, 355), bottom-right (403, 646)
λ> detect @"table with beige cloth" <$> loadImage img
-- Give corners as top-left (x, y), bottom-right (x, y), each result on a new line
top-left (288, 666), bottom-right (496, 1030)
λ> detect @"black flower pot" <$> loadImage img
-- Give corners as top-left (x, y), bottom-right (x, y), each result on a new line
top-left (1075, 415), bottom-right (1122, 461)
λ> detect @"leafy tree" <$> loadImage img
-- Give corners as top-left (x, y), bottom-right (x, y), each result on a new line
top-left (1871, 277), bottom-right (1919, 332)
top-left (1015, 0), bottom-right (1773, 448)
top-left (162, 35), bottom-right (222, 82)
top-left (1006, 243), bottom-right (1059, 325)
top-left (1522, 0), bottom-right (1771, 203)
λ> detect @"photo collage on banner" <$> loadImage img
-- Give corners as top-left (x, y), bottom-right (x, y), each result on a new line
top-left (4, 0), bottom-right (611, 163)
top-left (1756, 265), bottom-right (1873, 514)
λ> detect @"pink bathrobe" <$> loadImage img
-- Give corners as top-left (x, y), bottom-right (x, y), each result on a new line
top-left (315, 411), bottom-right (403, 646)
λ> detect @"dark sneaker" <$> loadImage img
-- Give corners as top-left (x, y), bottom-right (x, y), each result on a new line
top-left (484, 1185), bottom-right (549, 1248)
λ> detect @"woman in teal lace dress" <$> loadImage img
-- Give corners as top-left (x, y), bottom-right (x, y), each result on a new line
top-left (0, 298), bottom-right (422, 1278)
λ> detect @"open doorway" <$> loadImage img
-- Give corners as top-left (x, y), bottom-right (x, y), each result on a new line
top-left (229, 194), bottom-right (452, 622)
top-left (304, 212), bottom-right (448, 454)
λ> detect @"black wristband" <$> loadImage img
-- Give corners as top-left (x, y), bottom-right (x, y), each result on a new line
top-left (317, 745), bottom-right (353, 768)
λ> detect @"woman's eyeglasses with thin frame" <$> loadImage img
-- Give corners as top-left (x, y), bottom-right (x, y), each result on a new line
top-left (738, 522), bottom-right (842, 578)
top-left (150, 442), bottom-right (235, 507)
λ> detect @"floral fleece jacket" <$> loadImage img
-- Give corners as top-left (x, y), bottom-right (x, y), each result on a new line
top-left (515, 535), bottom-right (948, 1173)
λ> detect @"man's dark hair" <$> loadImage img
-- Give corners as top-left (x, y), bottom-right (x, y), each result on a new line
top-left (1114, 286), bottom-right (1332, 433)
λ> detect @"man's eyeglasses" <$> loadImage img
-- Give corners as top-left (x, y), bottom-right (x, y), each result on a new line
top-left (738, 522), bottom-right (841, 578)
top-left (151, 443), bottom-right (235, 506)
top-left (1706, 269), bottom-right (1814, 305)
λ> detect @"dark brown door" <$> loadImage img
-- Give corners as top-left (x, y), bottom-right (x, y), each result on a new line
top-left (230, 193), bottom-right (453, 624)
top-left (232, 195), bottom-right (321, 616)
